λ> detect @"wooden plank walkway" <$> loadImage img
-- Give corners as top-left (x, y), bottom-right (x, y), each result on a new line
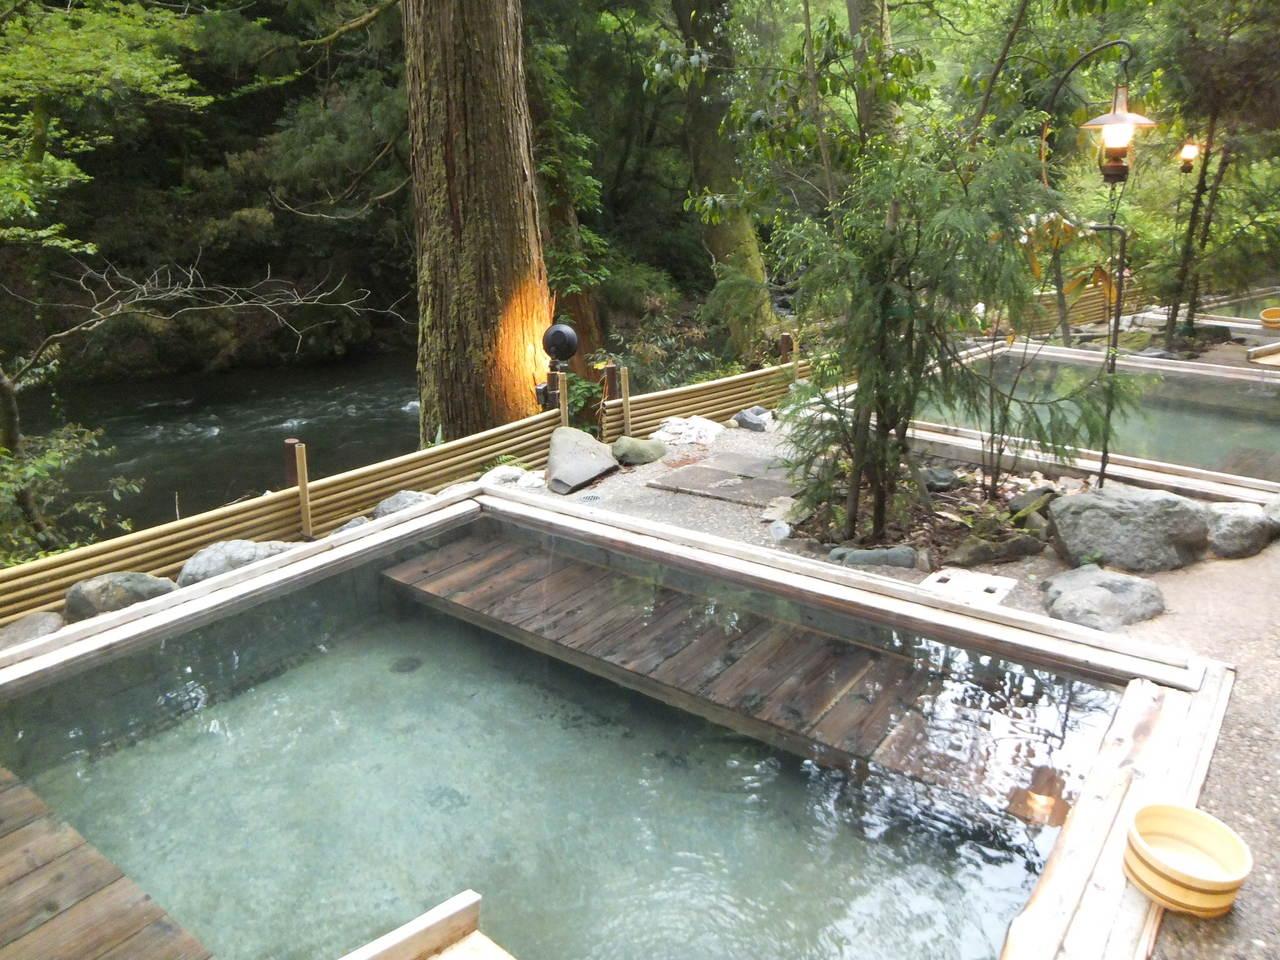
top-left (385, 531), bottom-right (1100, 820)
top-left (0, 767), bottom-right (209, 960)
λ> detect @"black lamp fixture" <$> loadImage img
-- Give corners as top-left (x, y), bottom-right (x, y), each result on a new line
top-left (536, 322), bottom-right (579, 411)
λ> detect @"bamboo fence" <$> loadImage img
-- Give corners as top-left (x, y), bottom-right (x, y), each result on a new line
top-left (1026, 281), bottom-right (1149, 336)
top-left (598, 354), bottom-right (813, 443)
top-left (1, 350), bottom-right (816, 626)
top-left (0, 409), bottom-right (563, 626)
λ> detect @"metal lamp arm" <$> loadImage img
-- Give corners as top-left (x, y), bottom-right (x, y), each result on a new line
top-left (1040, 39), bottom-right (1135, 186)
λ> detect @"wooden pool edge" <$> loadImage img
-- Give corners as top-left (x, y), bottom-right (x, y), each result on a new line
top-left (1002, 663), bottom-right (1235, 960)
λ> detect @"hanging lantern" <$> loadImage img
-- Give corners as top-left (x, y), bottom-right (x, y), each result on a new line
top-left (1179, 139), bottom-right (1201, 174)
top-left (1081, 84), bottom-right (1157, 184)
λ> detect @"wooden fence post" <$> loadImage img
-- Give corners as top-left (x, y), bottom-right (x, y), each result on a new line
top-left (780, 331), bottom-right (800, 380)
top-left (620, 366), bottom-right (633, 437)
top-left (294, 441), bottom-right (313, 540)
top-left (557, 370), bottom-right (569, 426)
top-left (604, 362), bottom-right (620, 400)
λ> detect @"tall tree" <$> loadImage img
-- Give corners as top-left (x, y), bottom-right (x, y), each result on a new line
top-left (671, 0), bottom-right (772, 355)
top-left (402, 0), bottom-right (553, 440)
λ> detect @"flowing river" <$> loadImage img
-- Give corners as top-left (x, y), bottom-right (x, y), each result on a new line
top-left (42, 352), bottom-right (420, 531)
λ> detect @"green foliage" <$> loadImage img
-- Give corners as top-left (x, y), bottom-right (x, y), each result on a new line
top-left (591, 314), bottom-right (729, 394)
top-left (0, 1), bottom-right (207, 250)
top-left (0, 424), bottom-right (138, 564)
top-left (565, 372), bottom-right (603, 419)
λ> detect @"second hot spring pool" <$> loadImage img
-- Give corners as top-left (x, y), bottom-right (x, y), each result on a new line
top-left (923, 351), bottom-right (1280, 481)
top-left (0, 523), bottom-right (1119, 960)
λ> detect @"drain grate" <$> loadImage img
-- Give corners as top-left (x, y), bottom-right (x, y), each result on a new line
top-left (920, 568), bottom-right (1017, 606)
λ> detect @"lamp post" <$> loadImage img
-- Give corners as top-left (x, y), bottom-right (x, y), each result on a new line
top-left (1041, 39), bottom-right (1156, 488)
top-left (1087, 222), bottom-right (1127, 488)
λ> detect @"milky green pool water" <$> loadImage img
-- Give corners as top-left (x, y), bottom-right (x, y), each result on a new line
top-left (923, 353), bottom-right (1280, 481)
top-left (1, 594), bottom-right (1062, 960)
top-left (1205, 292), bottom-right (1280, 320)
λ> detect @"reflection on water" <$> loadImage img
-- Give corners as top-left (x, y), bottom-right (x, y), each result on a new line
top-left (0, 574), bottom-right (1089, 960)
top-left (35, 353), bottom-right (418, 529)
top-left (925, 353), bottom-right (1280, 481)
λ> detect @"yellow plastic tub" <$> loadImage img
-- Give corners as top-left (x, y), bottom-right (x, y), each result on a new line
top-left (1260, 307), bottom-right (1280, 329)
top-left (1123, 804), bottom-right (1253, 918)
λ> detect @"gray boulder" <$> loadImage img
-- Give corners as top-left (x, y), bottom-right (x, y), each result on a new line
top-left (372, 489), bottom-right (436, 518)
top-left (1008, 486), bottom-right (1057, 517)
top-left (1041, 564), bottom-right (1165, 631)
top-left (546, 427), bottom-right (618, 494)
top-left (0, 611), bottom-right (65, 648)
top-left (611, 435), bottom-right (667, 466)
top-left (331, 516), bottom-right (372, 536)
top-left (945, 533), bottom-right (1043, 567)
top-left (478, 464), bottom-right (528, 486)
top-left (177, 539), bottom-right (297, 587)
top-left (923, 466), bottom-right (965, 492)
top-left (1263, 495), bottom-right (1280, 537)
top-left (1206, 502), bottom-right (1273, 559)
top-left (829, 545), bottom-right (917, 569)
top-left (732, 409), bottom-right (769, 432)
top-left (64, 572), bottom-right (176, 623)
top-left (1048, 486), bottom-right (1208, 572)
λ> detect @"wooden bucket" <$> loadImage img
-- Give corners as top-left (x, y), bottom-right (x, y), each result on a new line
top-left (1123, 804), bottom-right (1252, 918)
top-left (1260, 307), bottom-right (1280, 329)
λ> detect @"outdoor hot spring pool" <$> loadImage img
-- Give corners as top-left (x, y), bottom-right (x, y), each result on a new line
top-left (1205, 291), bottom-right (1280, 319)
top-left (924, 351), bottom-right (1280, 481)
top-left (0, 524), bottom-right (1119, 960)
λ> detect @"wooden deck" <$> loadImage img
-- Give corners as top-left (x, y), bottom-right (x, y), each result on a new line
top-left (0, 768), bottom-right (209, 960)
top-left (385, 530), bottom-right (1110, 821)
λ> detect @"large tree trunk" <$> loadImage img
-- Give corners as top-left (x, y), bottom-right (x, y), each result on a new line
top-left (403, 0), bottom-right (552, 441)
top-left (844, 0), bottom-right (895, 138)
top-left (671, 0), bottom-right (772, 355)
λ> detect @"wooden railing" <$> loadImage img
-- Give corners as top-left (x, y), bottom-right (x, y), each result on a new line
top-left (0, 410), bottom-right (562, 626)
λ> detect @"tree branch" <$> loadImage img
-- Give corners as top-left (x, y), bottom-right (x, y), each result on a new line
top-left (967, 0), bottom-right (1031, 142)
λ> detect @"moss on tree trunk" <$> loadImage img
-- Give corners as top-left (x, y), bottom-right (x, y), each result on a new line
top-left (402, 0), bottom-right (553, 442)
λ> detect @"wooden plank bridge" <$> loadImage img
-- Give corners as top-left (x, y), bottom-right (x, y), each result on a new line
top-left (385, 528), bottom-right (1102, 822)
top-left (0, 767), bottom-right (208, 960)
